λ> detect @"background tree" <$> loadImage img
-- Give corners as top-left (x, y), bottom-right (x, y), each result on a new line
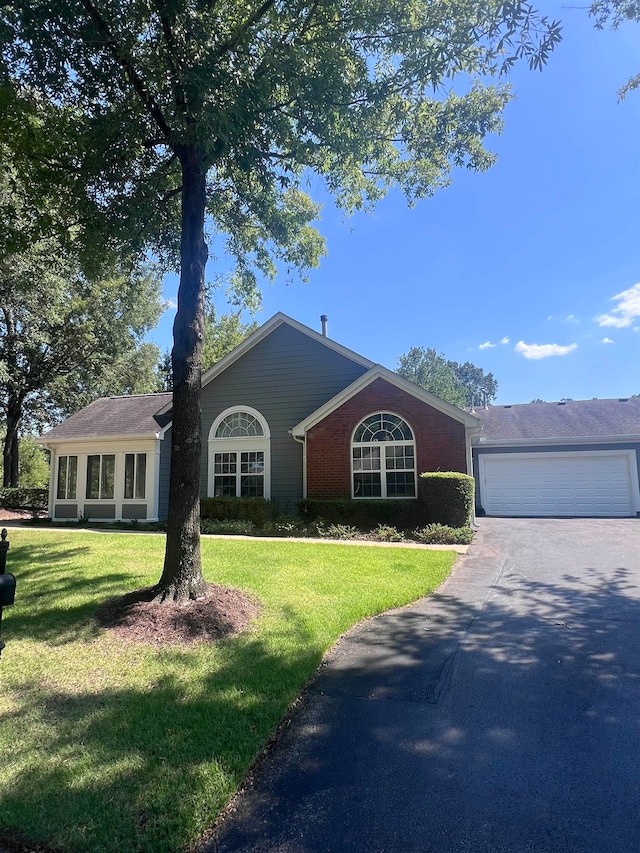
top-left (397, 347), bottom-right (498, 408)
top-left (0, 241), bottom-right (163, 486)
top-left (202, 310), bottom-right (258, 373)
top-left (0, 1), bottom-right (561, 600)
top-left (0, 431), bottom-right (49, 489)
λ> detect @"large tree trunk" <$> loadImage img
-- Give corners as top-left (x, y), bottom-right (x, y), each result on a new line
top-left (155, 145), bottom-right (208, 601)
top-left (3, 398), bottom-right (21, 488)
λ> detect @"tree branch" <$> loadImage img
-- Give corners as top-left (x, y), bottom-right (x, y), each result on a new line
top-left (77, 0), bottom-right (174, 140)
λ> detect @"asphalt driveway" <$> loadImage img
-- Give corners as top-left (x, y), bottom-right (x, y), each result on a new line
top-left (208, 518), bottom-right (640, 853)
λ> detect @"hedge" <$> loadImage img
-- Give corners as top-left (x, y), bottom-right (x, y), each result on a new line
top-left (298, 498), bottom-right (430, 531)
top-left (0, 487), bottom-right (48, 510)
top-left (418, 472), bottom-right (475, 528)
top-left (200, 497), bottom-right (271, 526)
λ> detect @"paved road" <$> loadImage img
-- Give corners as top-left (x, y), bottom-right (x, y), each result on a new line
top-left (209, 518), bottom-right (640, 853)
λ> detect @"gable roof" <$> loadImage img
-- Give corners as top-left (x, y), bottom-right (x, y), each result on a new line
top-left (41, 393), bottom-right (173, 442)
top-left (291, 365), bottom-right (481, 436)
top-left (473, 397), bottom-right (640, 443)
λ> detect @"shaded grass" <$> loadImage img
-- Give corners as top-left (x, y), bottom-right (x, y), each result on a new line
top-left (0, 531), bottom-right (456, 853)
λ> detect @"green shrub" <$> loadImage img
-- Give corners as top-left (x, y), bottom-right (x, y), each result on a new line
top-left (200, 497), bottom-right (271, 526)
top-left (298, 498), bottom-right (428, 531)
top-left (411, 524), bottom-right (474, 545)
top-left (201, 519), bottom-right (257, 536)
top-left (0, 487), bottom-right (48, 510)
top-left (419, 472), bottom-right (475, 528)
top-left (261, 518), bottom-right (301, 536)
top-left (373, 524), bottom-right (404, 542)
top-left (317, 522), bottom-right (361, 540)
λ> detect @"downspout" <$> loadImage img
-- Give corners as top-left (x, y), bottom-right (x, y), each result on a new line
top-left (291, 432), bottom-right (307, 499)
top-left (153, 437), bottom-right (162, 522)
top-left (466, 425), bottom-right (482, 526)
top-left (45, 445), bottom-right (55, 520)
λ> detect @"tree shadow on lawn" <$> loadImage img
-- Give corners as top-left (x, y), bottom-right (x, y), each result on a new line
top-left (0, 607), bottom-right (325, 853)
top-left (2, 541), bottom-right (159, 644)
top-left (211, 563), bottom-right (640, 853)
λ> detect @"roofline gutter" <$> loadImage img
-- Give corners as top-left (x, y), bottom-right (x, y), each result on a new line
top-left (473, 434), bottom-right (640, 448)
top-left (37, 432), bottom-right (162, 446)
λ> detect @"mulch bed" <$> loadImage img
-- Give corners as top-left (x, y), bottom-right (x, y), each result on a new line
top-left (94, 583), bottom-right (260, 647)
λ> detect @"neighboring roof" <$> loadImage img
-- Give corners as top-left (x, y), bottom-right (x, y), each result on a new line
top-left (40, 393), bottom-right (173, 442)
top-left (291, 366), bottom-right (481, 436)
top-left (472, 398), bottom-right (640, 443)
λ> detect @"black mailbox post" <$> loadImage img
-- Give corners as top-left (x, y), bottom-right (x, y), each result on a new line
top-left (0, 528), bottom-right (15, 659)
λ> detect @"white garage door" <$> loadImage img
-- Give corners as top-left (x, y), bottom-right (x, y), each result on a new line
top-left (480, 451), bottom-right (639, 517)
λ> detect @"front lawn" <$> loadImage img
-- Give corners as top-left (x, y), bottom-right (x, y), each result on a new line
top-left (0, 531), bottom-right (456, 853)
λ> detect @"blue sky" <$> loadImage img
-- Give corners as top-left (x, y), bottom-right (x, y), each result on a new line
top-left (150, 3), bottom-right (639, 405)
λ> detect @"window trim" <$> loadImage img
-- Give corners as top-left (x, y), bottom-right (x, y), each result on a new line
top-left (350, 411), bottom-right (417, 500)
top-left (208, 407), bottom-right (271, 499)
top-left (85, 453), bottom-right (116, 501)
top-left (56, 455), bottom-right (78, 500)
top-left (123, 452), bottom-right (147, 500)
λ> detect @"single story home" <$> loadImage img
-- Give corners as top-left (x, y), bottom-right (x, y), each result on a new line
top-left (40, 313), bottom-right (480, 522)
top-left (39, 313), bottom-right (640, 521)
top-left (472, 398), bottom-right (640, 518)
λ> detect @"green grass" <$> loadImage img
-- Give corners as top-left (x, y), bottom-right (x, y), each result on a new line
top-left (0, 531), bottom-right (456, 853)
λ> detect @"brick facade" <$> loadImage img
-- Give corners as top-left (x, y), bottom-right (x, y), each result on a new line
top-left (306, 377), bottom-right (468, 499)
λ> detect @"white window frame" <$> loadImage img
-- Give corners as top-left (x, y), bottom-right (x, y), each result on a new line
top-left (86, 453), bottom-right (116, 500)
top-left (123, 452), bottom-right (147, 500)
top-left (56, 455), bottom-right (78, 500)
top-left (351, 411), bottom-right (417, 500)
top-left (208, 406), bottom-right (271, 499)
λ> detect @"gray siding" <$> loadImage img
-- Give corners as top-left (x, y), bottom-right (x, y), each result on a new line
top-left (201, 323), bottom-right (369, 510)
top-left (473, 442), bottom-right (640, 512)
top-left (158, 427), bottom-right (172, 521)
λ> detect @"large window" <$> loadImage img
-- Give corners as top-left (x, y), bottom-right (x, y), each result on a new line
top-left (352, 413), bottom-right (416, 499)
top-left (56, 455), bottom-right (78, 500)
top-left (208, 407), bottom-right (270, 499)
top-left (86, 454), bottom-right (115, 500)
top-left (213, 450), bottom-right (265, 497)
top-left (124, 453), bottom-right (147, 499)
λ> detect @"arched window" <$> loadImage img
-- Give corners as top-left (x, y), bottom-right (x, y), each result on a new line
top-left (208, 407), bottom-right (270, 499)
top-left (352, 413), bottom-right (416, 499)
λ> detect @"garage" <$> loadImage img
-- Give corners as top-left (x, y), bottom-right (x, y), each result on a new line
top-left (471, 398), bottom-right (640, 518)
top-left (478, 450), bottom-right (639, 517)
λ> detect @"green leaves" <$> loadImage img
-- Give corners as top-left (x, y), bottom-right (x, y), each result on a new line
top-left (397, 346), bottom-right (498, 408)
top-left (0, 1), bottom-right (563, 291)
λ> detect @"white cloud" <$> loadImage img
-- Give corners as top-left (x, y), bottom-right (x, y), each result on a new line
top-left (165, 297), bottom-right (178, 311)
top-left (514, 341), bottom-right (578, 360)
top-left (601, 337), bottom-right (614, 344)
top-left (596, 282), bottom-right (640, 328)
top-left (564, 314), bottom-right (580, 324)
top-left (479, 336), bottom-right (510, 350)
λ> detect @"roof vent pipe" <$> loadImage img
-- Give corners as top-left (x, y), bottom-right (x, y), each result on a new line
top-left (320, 315), bottom-right (328, 337)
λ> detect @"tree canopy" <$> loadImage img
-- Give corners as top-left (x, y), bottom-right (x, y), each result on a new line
top-left (0, 1), bottom-right (561, 599)
top-left (397, 347), bottom-right (498, 408)
top-left (0, 233), bottom-right (164, 486)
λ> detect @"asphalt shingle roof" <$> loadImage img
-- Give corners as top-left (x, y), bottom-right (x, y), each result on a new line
top-left (472, 397), bottom-right (640, 442)
top-left (41, 393), bottom-right (173, 440)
